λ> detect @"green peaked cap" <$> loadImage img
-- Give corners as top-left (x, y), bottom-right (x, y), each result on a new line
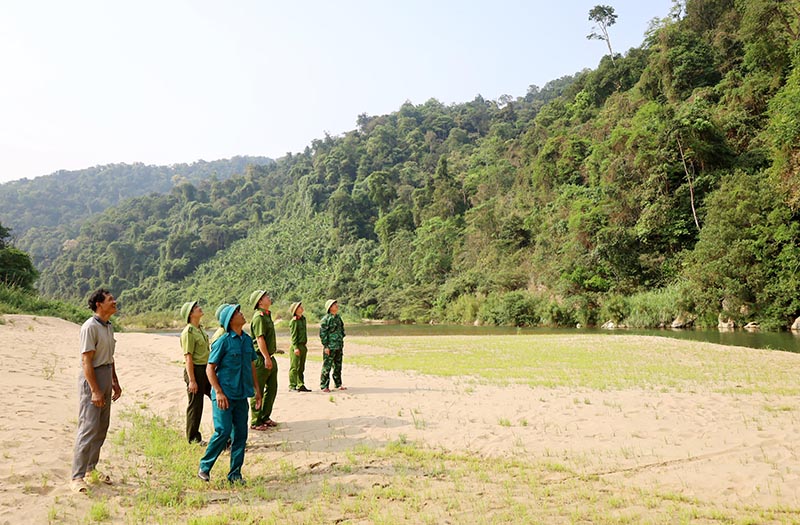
top-left (214, 303), bottom-right (230, 322)
top-left (180, 301), bottom-right (198, 323)
top-left (249, 290), bottom-right (267, 310)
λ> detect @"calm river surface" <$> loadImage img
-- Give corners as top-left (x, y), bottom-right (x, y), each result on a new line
top-left (154, 324), bottom-right (800, 354)
top-left (343, 324), bottom-right (800, 353)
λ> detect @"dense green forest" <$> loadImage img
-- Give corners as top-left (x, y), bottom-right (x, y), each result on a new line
top-left (0, 156), bottom-right (272, 270)
top-left (6, 0), bottom-right (800, 329)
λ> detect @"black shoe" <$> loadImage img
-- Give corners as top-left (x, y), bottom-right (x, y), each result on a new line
top-left (197, 469), bottom-right (210, 482)
top-left (297, 385), bottom-right (311, 392)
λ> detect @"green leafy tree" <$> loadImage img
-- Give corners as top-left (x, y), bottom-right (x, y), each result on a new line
top-left (588, 5), bottom-right (618, 63)
top-left (0, 223), bottom-right (38, 290)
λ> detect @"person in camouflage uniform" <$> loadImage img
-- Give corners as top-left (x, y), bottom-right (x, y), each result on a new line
top-left (288, 302), bottom-right (310, 392)
top-left (248, 290), bottom-right (278, 430)
top-left (319, 299), bottom-right (346, 392)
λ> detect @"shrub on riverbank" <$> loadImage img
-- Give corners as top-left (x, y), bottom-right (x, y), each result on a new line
top-left (0, 284), bottom-right (88, 325)
top-left (623, 285), bottom-right (684, 329)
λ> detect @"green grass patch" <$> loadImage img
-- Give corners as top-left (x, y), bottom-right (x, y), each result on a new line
top-left (346, 334), bottom-right (800, 393)
top-left (85, 409), bottom-right (800, 524)
top-left (87, 501), bottom-right (111, 522)
top-left (0, 284), bottom-right (90, 325)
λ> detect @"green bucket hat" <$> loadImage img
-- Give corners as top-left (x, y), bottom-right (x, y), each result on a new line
top-left (324, 299), bottom-right (337, 313)
top-left (219, 304), bottom-right (241, 332)
top-left (214, 303), bottom-right (230, 322)
top-left (249, 289), bottom-right (267, 310)
top-left (289, 301), bottom-right (302, 317)
top-left (180, 300), bottom-right (198, 323)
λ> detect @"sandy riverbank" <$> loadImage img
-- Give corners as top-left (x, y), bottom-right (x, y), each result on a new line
top-left (2, 314), bottom-right (800, 523)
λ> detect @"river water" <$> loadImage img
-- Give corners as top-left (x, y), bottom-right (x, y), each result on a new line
top-left (156, 324), bottom-right (800, 354)
top-left (342, 324), bottom-right (800, 353)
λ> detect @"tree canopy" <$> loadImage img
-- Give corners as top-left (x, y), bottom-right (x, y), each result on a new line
top-left (6, 0), bottom-right (800, 330)
top-left (0, 223), bottom-right (38, 290)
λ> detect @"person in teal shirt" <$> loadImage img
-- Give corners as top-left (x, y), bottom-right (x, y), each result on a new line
top-left (198, 304), bottom-right (261, 484)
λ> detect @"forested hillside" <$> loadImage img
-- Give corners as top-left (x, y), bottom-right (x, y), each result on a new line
top-left (31, 0), bottom-right (800, 329)
top-left (0, 156), bottom-right (272, 269)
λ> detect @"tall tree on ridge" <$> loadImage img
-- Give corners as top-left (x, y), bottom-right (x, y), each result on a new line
top-left (588, 5), bottom-right (618, 64)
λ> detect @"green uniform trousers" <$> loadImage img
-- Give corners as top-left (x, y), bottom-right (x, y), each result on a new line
top-left (184, 364), bottom-right (212, 443)
top-left (289, 345), bottom-right (308, 389)
top-left (250, 354), bottom-right (277, 426)
top-left (320, 348), bottom-right (343, 389)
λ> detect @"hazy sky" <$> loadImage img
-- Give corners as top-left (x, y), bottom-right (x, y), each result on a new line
top-left (0, 0), bottom-right (673, 183)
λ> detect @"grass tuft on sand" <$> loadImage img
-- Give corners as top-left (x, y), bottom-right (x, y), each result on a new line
top-left (58, 406), bottom-right (797, 524)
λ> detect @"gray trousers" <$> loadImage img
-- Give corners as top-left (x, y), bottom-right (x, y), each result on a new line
top-left (71, 364), bottom-right (112, 480)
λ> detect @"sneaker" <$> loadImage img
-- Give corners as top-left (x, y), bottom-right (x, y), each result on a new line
top-left (197, 469), bottom-right (210, 482)
top-left (297, 385), bottom-right (311, 392)
top-left (229, 476), bottom-right (246, 485)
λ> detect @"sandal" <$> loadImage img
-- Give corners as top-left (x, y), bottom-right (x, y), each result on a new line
top-left (85, 471), bottom-right (112, 485)
top-left (70, 479), bottom-right (88, 493)
top-left (251, 423), bottom-right (269, 431)
top-left (265, 419), bottom-right (278, 427)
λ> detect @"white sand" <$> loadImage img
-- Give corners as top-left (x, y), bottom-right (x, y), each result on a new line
top-left (2, 314), bottom-right (800, 524)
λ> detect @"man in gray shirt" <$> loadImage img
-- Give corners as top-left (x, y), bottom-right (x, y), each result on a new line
top-left (70, 288), bottom-right (122, 493)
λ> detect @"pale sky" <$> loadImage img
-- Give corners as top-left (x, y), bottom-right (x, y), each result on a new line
top-left (0, 0), bottom-right (673, 183)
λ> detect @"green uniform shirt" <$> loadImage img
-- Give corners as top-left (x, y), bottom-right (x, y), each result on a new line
top-left (289, 316), bottom-right (307, 350)
top-left (319, 313), bottom-right (345, 351)
top-left (180, 324), bottom-right (210, 365)
top-left (250, 308), bottom-right (276, 356)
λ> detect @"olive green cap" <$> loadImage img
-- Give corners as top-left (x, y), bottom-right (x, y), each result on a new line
top-left (214, 303), bottom-right (230, 322)
top-left (180, 301), bottom-right (198, 323)
top-left (249, 289), bottom-right (267, 310)
top-left (325, 299), bottom-right (337, 313)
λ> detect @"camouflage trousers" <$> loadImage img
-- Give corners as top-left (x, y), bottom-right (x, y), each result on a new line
top-left (320, 348), bottom-right (343, 389)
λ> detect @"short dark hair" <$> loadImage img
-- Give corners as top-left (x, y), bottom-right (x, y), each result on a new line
top-left (88, 288), bottom-right (112, 312)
